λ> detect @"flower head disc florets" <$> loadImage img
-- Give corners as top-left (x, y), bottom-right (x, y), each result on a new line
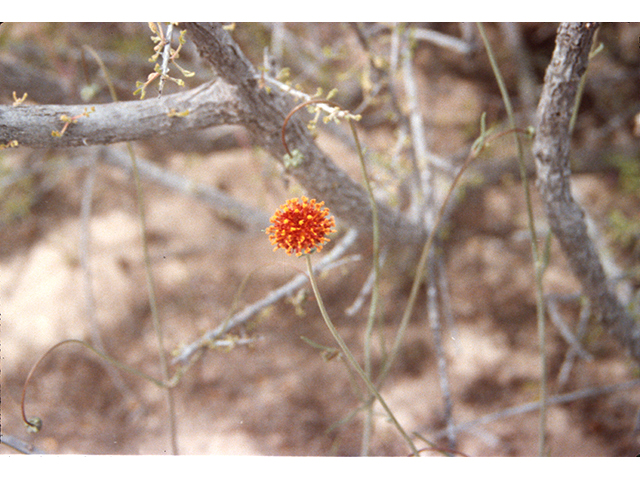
top-left (266, 196), bottom-right (336, 256)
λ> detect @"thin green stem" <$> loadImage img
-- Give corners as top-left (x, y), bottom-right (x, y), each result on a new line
top-left (127, 142), bottom-right (179, 455)
top-left (304, 255), bottom-right (419, 456)
top-left (348, 117), bottom-right (381, 376)
top-left (347, 118), bottom-right (381, 455)
top-left (342, 116), bottom-right (499, 445)
top-left (477, 22), bottom-right (548, 456)
top-left (376, 146), bottom-right (478, 390)
top-left (281, 100), bottom-right (381, 455)
top-left (86, 44), bottom-right (179, 454)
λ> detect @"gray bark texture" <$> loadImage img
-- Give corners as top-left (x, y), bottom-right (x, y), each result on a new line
top-left (0, 80), bottom-right (241, 147)
top-left (532, 22), bottom-right (640, 361)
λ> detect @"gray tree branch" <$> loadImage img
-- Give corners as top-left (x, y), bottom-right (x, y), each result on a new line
top-left (532, 22), bottom-right (640, 361)
top-left (100, 147), bottom-right (270, 231)
top-left (0, 79), bottom-right (242, 148)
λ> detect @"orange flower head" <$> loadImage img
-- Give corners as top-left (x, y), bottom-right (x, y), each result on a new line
top-left (266, 196), bottom-right (336, 256)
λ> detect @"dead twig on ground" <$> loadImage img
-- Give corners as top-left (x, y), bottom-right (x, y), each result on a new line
top-left (172, 228), bottom-right (360, 366)
top-left (0, 434), bottom-right (48, 455)
top-left (430, 379), bottom-right (640, 444)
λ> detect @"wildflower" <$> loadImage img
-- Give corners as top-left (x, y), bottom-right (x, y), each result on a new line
top-left (266, 196), bottom-right (336, 256)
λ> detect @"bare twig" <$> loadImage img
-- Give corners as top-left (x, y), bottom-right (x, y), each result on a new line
top-left (0, 434), bottom-right (48, 455)
top-left (172, 228), bottom-right (360, 366)
top-left (401, 32), bottom-right (433, 225)
top-left (428, 263), bottom-right (456, 449)
top-left (546, 294), bottom-right (593, 362)
top-left (430, 379), bottom-right (640, 444)
top-left (158, 23), bottom-right (175, 96)
top-left (558, 297), bottom-right (592, 389)
top-left (99, 147), bottom-right (269, 231)
top-left (345, 249), bottom-right (387, 317)
top-left (437, 255), bottom-right (459, 355)
top-left (0, 147), bottom-right (269, 233)
top-left (412, 27), bottom-right (475, 55)
top-left (401, 29), bottom-right (457, 441)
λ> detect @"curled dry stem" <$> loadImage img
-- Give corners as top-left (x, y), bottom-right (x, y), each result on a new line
top-left (21, 339), bottom-right (168, 433)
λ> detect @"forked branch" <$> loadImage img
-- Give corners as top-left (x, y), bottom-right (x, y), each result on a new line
top-left (182, 22), bottom-right (428, 249)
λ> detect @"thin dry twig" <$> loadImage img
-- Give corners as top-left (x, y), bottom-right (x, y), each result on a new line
top-left (100, 147), bottom-right (269, 231)
top-left (412, 27), bottom-right (475, 55)
top-left (558, 297), bottom-right (592, 389)
top-left (401, 31), bottom-right (433, 225)
top-left (430, 379), bottom-right (640, 443)
top-left (546, 294), bottom-right (593, 362)
top-left (0, 434), bottom-right (48, 455)
top-left (427, 263), bottom-right (456, 448)
top-left (345, 249), bottom-right (387, 317)
top-left (172, 228), bottom-right (360, 366)
top-left (157, 23), bottom-right (175, 96)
